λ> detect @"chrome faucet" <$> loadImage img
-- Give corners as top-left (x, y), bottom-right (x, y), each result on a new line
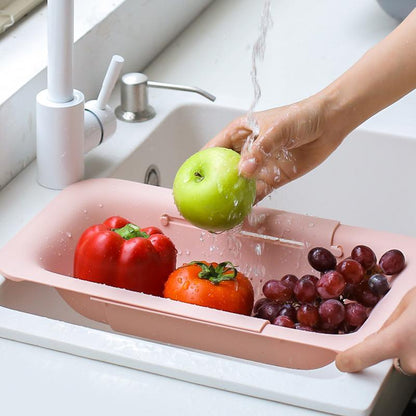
top-left (36, 0), bottom-right (124, 189)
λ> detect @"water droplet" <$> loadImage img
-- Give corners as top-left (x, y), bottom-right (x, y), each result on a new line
top-left (255, 243), bottom-right (262, 256)
top-left (66, 231), bottom-right (72, 238)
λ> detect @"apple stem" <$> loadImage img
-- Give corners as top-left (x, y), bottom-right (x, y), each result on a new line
top-left (194, 171), bottom-right (204, 182)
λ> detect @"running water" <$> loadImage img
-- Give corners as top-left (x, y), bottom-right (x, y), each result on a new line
top-left (199, 2), bottom-right (276, 285)
top-left (244, 0), bottom-right (273, 152)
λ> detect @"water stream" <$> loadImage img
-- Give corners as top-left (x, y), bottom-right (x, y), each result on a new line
top-left (244, 0), bottom-right (273, 152)
top-left (199, 1), bottom-right (276, 290)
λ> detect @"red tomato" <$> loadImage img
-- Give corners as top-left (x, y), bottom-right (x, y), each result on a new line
top-left (164, 261), bottom-right (254, 315)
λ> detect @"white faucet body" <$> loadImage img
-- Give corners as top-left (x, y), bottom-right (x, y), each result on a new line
top-left (36, 0), bottom-right (123, 189)
top-left (36, 88), bottom-right (85, 189)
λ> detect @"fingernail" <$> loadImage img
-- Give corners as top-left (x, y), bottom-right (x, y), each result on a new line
top-left (240, 158), bottom-right (257, 176)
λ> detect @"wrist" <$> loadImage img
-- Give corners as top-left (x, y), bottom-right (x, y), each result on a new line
top-left (315, 82), bottom-right (359, 143)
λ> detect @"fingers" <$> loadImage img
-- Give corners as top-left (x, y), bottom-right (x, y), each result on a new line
top-left (202, 109), bottom-right (303, 201)
top-left (337, 324), bottom-right (404, 373)
top-left (239, 157), bottom-right (258, 177)
top-left (335, 327), bottom-right (398, 372)
top-left (239, 136), bottom-right (279, 181)
top-left (337, 287), bottom-right (416, 374)
top-left (336, 302), bottom-right (410, 373)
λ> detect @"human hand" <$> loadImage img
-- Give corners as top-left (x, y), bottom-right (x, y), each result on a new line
top-left (336, 287), bottom-right (416, 375)
top-left (204, 94), bottom-right (348, 203)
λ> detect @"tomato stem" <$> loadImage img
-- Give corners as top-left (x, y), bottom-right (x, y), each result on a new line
top-left (191, 261), bottom-right (237, 285)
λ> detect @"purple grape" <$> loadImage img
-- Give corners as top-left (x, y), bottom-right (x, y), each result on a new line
top-left (253, 297), bottom-right (270, 315)
top-left (353, 281), bottom-right (379, 307)
top-left (342, 282), bottom-right (355, 300)
top-left (351, 245), bottom-right (376, 270)
top-left (297, 303), bottom-right (319, 327)
top-left (281, 274), bottom-right (298, 290)
top-left (318, 299), bottom-right (345, 328)
top-left (336, 259), bottom-right (365, 284)
top-left (344, 302), bottom-right (368, 328)
top-left (255, 301), bottom-right (282, 322)
top-left (368, 274), bottom-right (390, 296)
top-left (308, 247), bottom-right (337, 272)
top-left (379, 249), bottom-right (405, 275)
top-left (316, 270), bottom-right (346, 299)
top-left (262, 279), bottom-right (293, 302)
top-left (272, 315), bottom-right (295, 328)
top-left (278, 303), bottom-right (297, 322)
top-left (294, 275), bottom-right (318, 303)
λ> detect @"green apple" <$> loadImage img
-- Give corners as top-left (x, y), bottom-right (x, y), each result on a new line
top-left (173, 147), bottom-right (256, 232)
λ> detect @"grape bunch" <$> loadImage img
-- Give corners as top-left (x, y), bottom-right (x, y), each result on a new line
top-left (254, 245), bottom-right (406, 334)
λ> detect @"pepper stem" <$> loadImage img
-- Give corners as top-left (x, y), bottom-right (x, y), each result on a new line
top-left (191, 261), bottom-right (237, 285)
top-left (112, 223), bottom-right (149, 240)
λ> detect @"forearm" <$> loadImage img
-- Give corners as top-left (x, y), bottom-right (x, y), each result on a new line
top-left (322, 8), bottom-right (416, 137)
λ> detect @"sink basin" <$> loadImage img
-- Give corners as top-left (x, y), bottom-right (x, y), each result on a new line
top-left (110, 102), bottom-right (243, 186)
top-left (2, 100), bottom-right (416, 361)
top-left (1, 100), bottom-right (416, 415)
top-left (113, 101), bottom-right (416, 239)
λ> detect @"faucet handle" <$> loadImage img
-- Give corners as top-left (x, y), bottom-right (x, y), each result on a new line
top-left (115, 72), bottom-right (215, 123)
top-left (96, 55), bottom-right (125, 109)
top-left (84, 55), bottom-right (124, 152)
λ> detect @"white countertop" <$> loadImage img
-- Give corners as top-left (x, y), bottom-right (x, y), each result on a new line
top-left (1, 1), bottom-right (416, 415)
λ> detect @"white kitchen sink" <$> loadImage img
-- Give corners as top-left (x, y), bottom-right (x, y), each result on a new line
top-left (0, 99), bottom-right (415, 416)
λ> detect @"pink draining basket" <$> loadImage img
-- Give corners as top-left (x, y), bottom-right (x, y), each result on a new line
top-left (0, 178), bottom-right (414, 369)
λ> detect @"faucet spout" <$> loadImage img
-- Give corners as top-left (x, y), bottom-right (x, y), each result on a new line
top-left (36, 0), bottom-right (123, 190)
top-left (47, 0), bottom-right (74, 103)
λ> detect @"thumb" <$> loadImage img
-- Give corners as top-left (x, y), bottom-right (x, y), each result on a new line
top-left (335, 330), bottom-right (395, 372)
top-left (336, 289), bottom-right (416, 373)
top-left (335, 314), bottom-right (407, 373)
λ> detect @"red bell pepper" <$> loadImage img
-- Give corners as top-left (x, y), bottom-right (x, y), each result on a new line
top-left (74, 216), bottom-right (177, 296)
